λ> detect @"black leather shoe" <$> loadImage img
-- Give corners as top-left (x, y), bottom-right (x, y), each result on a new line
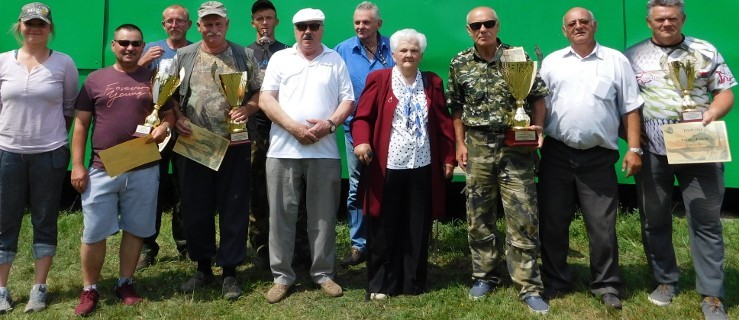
top-left (340, 247), bottom-right (366, 267)
top-left (601, 293), bottom-right (622, 309)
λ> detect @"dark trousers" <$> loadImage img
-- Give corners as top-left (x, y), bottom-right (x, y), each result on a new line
top-left (635, 151), bottom-right (725, 297)
top-left (367, 165), bottom-right (432, 295)
top-left (144, 138), bottom-right (187, 256)
top-left (178, 144), bottom-right (250, 268)
top-left (538, 137), bottom-right (621, 296)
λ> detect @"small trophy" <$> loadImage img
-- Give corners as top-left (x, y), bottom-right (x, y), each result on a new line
top-left (667, 60), bottom-right (703, 122)
top-left (499, 47), bottom-right (538, 146)
top-left (217, 71), bottom-right (250, 144)
top-left (135, 68), bottom-right (183, 137)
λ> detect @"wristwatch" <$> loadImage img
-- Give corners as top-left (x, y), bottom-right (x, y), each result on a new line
top-left (628, 147), bottom-right (643, 156)
top-left (327, 119), bottom-right (337, 133)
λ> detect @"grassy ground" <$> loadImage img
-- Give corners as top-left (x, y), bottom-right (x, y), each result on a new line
top-left (3, 209), bottom-right (737, 319)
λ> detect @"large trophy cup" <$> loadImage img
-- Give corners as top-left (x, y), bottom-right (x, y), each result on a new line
top-left (667, 59), bottom-right (703, 122)
top-left (217, 71), bottom-right (250, 144)
top-left (134, 68), bottom-right (183, 137)
top-left (500, 47), bottom-right (538, 146)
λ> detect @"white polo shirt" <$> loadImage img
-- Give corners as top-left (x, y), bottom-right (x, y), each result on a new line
top-left (261, 44), bottom-right (354, 159)
top-left (540, 43), bottom-right (642, 150)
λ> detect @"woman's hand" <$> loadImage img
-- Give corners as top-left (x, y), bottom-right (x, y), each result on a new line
top-left (443, 163), bottom-right (454, 179)
top-left (354, 143), bottom-right (374, 166)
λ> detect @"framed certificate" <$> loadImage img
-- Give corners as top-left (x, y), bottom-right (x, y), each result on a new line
top-left (661, 121), bottom-right (732, 164)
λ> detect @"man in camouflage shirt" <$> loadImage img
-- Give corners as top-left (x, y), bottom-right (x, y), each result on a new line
top-left (446, 6), bottom-right (549, 315)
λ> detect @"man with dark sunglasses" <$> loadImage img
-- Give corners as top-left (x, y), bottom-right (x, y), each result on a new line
top-left (333, 1), bottom-right (395, 269)
top-left (259, 8), bottom-right (354, 304)
top-left (135, 3), bottom-right (193, 271)
top-left (446, 6), bottom-right (549, 314)
top-left (170, 1), bottom-right (261, 301)
top-left (71, 23), bottom-right (175, 316)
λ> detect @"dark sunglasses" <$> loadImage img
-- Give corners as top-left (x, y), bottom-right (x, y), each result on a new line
top-left (468, 19), bottom-right (497, 31)
top-left (295, 23), bottom-right (322, 32)
top-left (113, 39), bottom-right (143, 47)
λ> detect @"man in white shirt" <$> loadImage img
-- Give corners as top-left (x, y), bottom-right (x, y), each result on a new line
top-left (259, 8), bottom-right (354, 304)
top-left (538, 7), bottom-right (642, 310)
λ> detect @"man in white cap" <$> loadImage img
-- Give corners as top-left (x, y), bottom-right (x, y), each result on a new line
top-left (171, 1), bottom-right (260, 301)
top-left (259, 8), bottom-right (354, 303)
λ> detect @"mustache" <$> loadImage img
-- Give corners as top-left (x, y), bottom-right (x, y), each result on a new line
top-left (302, 34), bottom-right (314, 40)
top-left (206, 31), bottom-right (224, 37)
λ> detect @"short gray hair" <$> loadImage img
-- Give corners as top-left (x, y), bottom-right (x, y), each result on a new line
top-left (356, 1), bottom-right (380, 20)
top-left (389, 28), bottom-right (427, 53)
top-left (562, 8), bottom-right (595, 26)
top-left (646, 0), bottom-right (685, 17)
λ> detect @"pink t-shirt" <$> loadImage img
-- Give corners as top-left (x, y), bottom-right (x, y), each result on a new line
top-left (75, 66), bottom-right (169, 169)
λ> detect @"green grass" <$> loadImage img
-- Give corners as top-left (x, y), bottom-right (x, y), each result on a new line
top-left (4, 209), bottom-right (737, 319)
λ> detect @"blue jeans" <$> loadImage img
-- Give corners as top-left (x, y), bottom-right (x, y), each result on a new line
top-left (0, 146), bottom-right (68, 263)
top-left (344, 135), bottom-right (365, 252)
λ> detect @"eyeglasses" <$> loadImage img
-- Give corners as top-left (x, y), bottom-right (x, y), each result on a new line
top-left (113, 40), bottom-right (143, 47)
top-left (163, 18), bottom-right (188, 26)
top-left (295, 23), bottom-right (322, 32)
top-left (468, 20), bottom-right (496, 31)
top-left (565, 19), bottom-right (592, 29)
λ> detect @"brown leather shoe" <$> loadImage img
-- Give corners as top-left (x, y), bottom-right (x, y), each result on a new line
top-left (319, 279), bottom-right (343, 297)
top-left (340, 247), bottom-right (366, 267)
top-left (266, 284), bottom-right (290, 304)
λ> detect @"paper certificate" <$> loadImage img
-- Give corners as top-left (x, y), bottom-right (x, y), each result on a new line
top-left (173, 123), bottom-right (229, 171)
top-left (99, 137), bottom-right (162, 177)
top-left (661, 121), bottom-right (732, 164)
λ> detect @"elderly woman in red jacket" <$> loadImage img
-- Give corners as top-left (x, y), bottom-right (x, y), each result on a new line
top-left (352, 28), bottom-right (455, 300)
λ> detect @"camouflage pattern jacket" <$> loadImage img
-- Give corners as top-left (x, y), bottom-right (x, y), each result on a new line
top-left (446, 41), bottom-right (548, 129)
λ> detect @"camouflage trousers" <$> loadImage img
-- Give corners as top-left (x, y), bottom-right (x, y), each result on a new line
top-left (248, 123), bottom-right (309, 260)
top-left (464, 128), bottom-right (543, 298)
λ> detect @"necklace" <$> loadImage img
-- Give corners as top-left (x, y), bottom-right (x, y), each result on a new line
top-left (360, 37), bottom-right (388, 67)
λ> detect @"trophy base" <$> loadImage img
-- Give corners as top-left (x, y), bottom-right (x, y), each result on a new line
top-left (679, 110), bottom-right (703, 123)
top-left (504, 128), bottom-right (538, 147)
top-left (230, 131), bottom-right (251, 145)
top-left (133, 125), bottom-right (152, 137)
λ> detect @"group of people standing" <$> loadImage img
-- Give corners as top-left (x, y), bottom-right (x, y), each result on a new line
top-left (0, 1), bottom-right (733, 319)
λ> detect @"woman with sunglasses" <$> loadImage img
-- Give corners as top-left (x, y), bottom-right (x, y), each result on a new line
top-left (0, 2), bottom-right (78, 313)
top-left (352, 28), bottom-right (455, 300)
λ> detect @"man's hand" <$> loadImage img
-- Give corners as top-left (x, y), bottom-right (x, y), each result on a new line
top-left (529, 125), bottom-right (545, 149)
top-left (175, 116), bottom-right (193, 136)
top-left (456, 143), bottom-right (468, 172)
top-left (229, 106), bottom-right (249, 123)
top-left (139, 46), bottom-right (164, 67)
top-left (71, 164), bottom-right (89, 194)
top-left (288, 123), bottom-right (319, 145)
top-left (354, 143), bottom-right (373, 166)
top-left (622, 151), bottom-right (642, 178)
top-left (306, 119), bottom-right (332, 140)
top-left (443, 163), bottom-right (454, 179)
top-left (147, 124), bottom-right (170, 144)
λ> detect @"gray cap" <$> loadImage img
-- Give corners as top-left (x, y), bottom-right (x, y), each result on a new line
top-left (19, 2), bottom-right (52, 24)
top-left (198, 1), bottom-right (227, 19)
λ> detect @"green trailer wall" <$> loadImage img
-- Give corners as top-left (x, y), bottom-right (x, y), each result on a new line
top-left (2, 0), bottom-right (737, 186)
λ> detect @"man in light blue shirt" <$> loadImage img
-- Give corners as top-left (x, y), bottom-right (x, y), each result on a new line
top-left (333, 1), bottom-right (394, 267)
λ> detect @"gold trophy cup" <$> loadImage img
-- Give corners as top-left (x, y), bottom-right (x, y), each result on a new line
top-left (500, 56), bottom-right (538, 147)
top-left (218, 71), bottom-right (250, 144)
top-left (667, 60), bottom-right (703, 122)
top-left (134, 68), bottom-right (182, 137)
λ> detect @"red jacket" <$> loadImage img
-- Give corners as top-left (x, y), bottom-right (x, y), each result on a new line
top-left (351, 68), bottom-right (456, 219)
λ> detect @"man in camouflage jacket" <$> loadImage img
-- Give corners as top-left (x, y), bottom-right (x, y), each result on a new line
top-left (446, 6), bottom-right (549, 315)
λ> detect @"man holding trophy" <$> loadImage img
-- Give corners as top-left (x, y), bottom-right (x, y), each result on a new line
top-left (538, 7), bottom-right (642, 310)
top-left (446, 6), bottom-right (549, 314)
top-left (171, 1), bottom-right (260, 301)
top-left (625, 0), bottom-right (735, 318)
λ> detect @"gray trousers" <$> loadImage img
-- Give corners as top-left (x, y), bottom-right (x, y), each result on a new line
top-left (635, 151), bottom-right (725, 298)
top-left (266, 158), bottom-right (340, 286)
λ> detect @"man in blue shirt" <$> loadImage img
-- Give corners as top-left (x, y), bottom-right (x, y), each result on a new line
top-left (333, 1), bottom-right (394, 267)
top-left (136, 4), bottom-right (193, 270)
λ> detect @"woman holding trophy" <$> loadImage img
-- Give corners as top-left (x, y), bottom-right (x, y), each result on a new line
top-left (352, 29), bottom-right (455, 299)
top-left (0, 2), bottom-right (79, 313)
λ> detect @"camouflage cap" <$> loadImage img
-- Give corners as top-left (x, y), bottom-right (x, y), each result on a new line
top-left (19, 2), bottom-right (52, 24)
top-left (198, 1), bottom-right (227, 19)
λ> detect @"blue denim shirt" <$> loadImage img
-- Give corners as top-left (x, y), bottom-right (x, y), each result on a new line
top-left (334, 33), bottom-right (394, 143)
